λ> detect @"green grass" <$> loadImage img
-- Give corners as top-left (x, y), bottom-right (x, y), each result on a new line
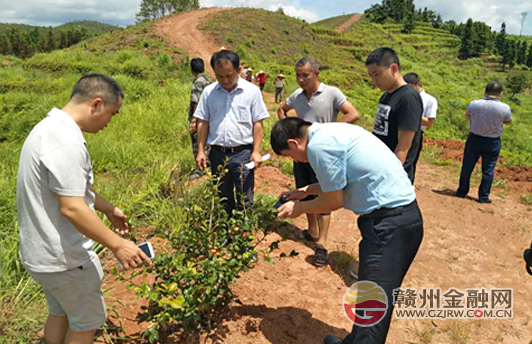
top-left (204, 9), bottom-right (532, 164)
top-left (2, 7), bottom-right (532, 341)
top-left (0, 23), bottom-right (195, 343)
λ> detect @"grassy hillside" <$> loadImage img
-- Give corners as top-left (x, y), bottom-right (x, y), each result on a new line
top-left (1, 7), bottom-right (532, 342)
top-left (0, 22), bottom-right (197, 342)
top-left (204, 9), bottom-right (532, 165)
top-left (313, 13), bottom-right (353, 30)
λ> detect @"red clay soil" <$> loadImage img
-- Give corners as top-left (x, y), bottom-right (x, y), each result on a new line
top-left (153, 7), bottom-right (229, 74)
top-left (97, 162), bottom-right (532, 344)
top-left (334, 13), bottom-right (363, 32)
top-left (92, 9), bottom-right (532, 344)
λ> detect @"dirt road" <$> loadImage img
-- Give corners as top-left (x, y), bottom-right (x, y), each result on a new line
top-left (334, 13), bottom-right (363, 32)
top-left (99, 8), bottom-right (532, 344)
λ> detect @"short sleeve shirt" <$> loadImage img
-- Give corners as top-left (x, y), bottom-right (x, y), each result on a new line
top-left (17, 108), bottom-right (96, 273)
top-left (188, 74), bottom-right (212, 122)
top-left (286, 83), bottom-right (347, 123)
top-left (307, 123), bottom-right (416, 215)
top-left (193, 78), bottom-right (270, 147)
top-left (373, 84), bottom-right (423, 170)
top-left (467, 97), bottom-right (512, 138)
top-left (420, 89), bottom-right (438, 130)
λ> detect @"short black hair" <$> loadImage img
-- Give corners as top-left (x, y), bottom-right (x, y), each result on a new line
top-left (210, 50), bottom-right (240, 71)
top-left (190, 58), bottom-right (205, 73)
top-left (365, 47), bottom-right (401, 70)
top-left (403, 72), bottom-right (420, 85)
top-left (71, 73), bottom-right (124, 104)
top-left (485, 80), bottom-right (503, 96)
top-left (271, 117), bottom-right (312, 155)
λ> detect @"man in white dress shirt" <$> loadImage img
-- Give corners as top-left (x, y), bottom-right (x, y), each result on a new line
top-left (404, 72), bottom-right (438, 180)
top-left (194, 50), bottom-right (270, 215)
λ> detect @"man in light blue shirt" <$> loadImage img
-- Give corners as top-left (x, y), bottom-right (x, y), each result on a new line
top-left (271, 117), bottom-right (423, 344)
top-left (194, 50), bottom-right (270, 215)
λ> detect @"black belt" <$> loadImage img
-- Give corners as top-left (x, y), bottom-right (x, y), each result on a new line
top-left (361, 200), bottom-right (418, 219)
top-left (211, 144), bottom-right (252, 154)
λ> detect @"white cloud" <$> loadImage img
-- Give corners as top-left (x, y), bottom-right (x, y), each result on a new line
top-left (201, 0), bottom-right (319, 22)
top-left (417, 0), bottom-right (532, 35)
top-left (0, 0), bottom-right (140, 27)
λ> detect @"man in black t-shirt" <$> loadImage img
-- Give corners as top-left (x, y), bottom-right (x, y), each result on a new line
top-left (365, 47), bottom-right (423, 183)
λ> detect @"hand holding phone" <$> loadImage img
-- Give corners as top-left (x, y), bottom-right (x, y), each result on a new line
top-left (274, 196), bottom-right (288, 210)
top-left (117, 241), bottom-right (154, 270)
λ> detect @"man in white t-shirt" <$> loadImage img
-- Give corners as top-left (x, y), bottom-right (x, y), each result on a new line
top-left (17, 73), bottom-right (151, 344)
top-left (404, 72), bottom-right (438, 180)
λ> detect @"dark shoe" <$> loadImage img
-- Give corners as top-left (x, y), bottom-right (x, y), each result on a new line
top-left (324, 335), bottom-right (343, 344)
top-left (455, 192), bottom-right (466, 198)
top-left (188, 172), bottom-right (203, 181)
top-left (313, 247), bottom-right (329, 267)
top-left (301, 229), bottom-right (319, 242)
top-left (478, 198), bottom-right (492, 204)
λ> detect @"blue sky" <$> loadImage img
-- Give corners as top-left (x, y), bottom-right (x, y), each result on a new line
top-left (0, 0), bottom-right (530, 36)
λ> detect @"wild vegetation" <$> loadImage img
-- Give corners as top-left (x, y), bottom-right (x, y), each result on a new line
top-left (1, 4), bottom-right (532, 343)
top-left (206, 8), bottom-right (532, 165)
top-left (0, 21), bottom-right (121, 59)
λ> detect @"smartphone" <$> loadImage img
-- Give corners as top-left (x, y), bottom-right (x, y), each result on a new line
top-left (138, 242), bottom-right (155, 259)
top-left (274, 196), bottom-right (288, 210)
top-left (118, 242), bottom-right (154, 269)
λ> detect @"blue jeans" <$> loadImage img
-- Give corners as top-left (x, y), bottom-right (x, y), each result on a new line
top-left (457, 133), bottom-right (501, 201)
top-left (209, 146), bottom-right (254, 216)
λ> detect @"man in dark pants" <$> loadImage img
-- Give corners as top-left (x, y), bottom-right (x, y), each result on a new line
top-left (271, 118), bottom-right (423, 344)
top-left (366, 48), bottom-right (423, 184)
top-left (188, 58), bottom-right (212, 180)
top-left (404, 72), bottom-right (438, 181)
top-left (456, 80), bottom-right (512, 204)
top-left (194, 50), bottom-right (270, 215)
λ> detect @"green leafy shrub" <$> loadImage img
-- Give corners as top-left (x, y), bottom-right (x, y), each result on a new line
top-left (121, 172), bottom-right (277, 342)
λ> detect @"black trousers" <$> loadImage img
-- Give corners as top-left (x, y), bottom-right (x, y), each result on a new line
top-left (342, 201), bottom-right (423, 344)
top-left (209, 146), bottom-right (254, 216)
top-left (411, 130), bottom-right (424, 184)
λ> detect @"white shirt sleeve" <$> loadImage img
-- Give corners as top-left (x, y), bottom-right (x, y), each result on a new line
top-left (41, 144), bottom-right (90, 197)
top-left (251, 88), bottom-right (270, 122)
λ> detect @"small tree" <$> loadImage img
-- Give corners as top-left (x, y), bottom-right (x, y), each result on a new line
top-left (402, 11), bottom-right (415, 34)
top-left (136, 0), bottom-right (199, 23)
top-left (517, 41), bottom-right (528, 65)
top-left (527, 44), bottom-right (532, 67)
top-left (496, 22), bottom-right (506, 55)
top-left (459, 18), bottom-right (474, 60)
top-left (506, 73), bottom-right (529, 99)
top-left (0, 34), bottom-right (12, 55)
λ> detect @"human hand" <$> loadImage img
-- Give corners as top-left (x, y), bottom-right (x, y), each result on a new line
top-left (277, 201), bottom-right (302, 219)
top-left (196, 151), bottom-right (207, 171)
top-left (113, 239), bottom-right (152, 270)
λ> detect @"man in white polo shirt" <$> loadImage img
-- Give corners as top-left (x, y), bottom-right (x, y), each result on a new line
top-left (456, 80), bottom-right (512, 204)
top-left (404, 72), bottom-right (438, 180)
top-left (17, 73), bottom-right (151, 344)
top-left (277, 56), bottom-right (360, 268)
top-left (194, 50), bottom-right (270, 215)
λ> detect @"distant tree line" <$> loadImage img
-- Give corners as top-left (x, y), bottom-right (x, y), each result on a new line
top-left (136, 0), bottom-right (199, 22)
top-left (457, 20), bottom-right (532, 70)
top-left (364, 0), bottom-right (443, 33)
top-left (0, 26), bottom-right (92, 59)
